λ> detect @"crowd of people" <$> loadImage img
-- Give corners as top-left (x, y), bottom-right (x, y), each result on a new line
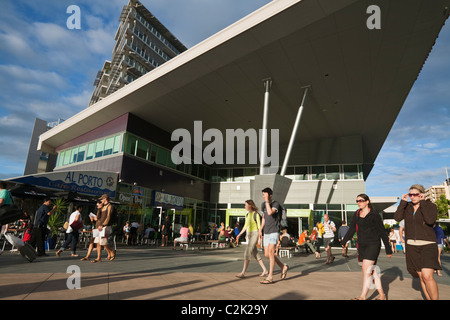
top-left (1, 182), bottom-right (448, 300)
top-left (230, 184), bottom-right (448, 300)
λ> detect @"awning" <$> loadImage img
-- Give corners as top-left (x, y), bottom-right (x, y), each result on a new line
top-left (6, 170), bottom-right (118, 199)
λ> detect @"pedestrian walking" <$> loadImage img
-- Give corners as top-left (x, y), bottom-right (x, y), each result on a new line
top-left (433, 223), bottom-right (448, 277)
top-left (80, 201), bottom-right (103, 261)
top-left (91, 194), bottom-right (116, 262)
top-left (259, 188), bottom-right (288, 284)
top-left (161, 215), bottom-right (171, 247)
top-left (235, 200), bottom-right (268, 278)
top-left (338, 220), bottom-right (349, 257)
top-left (323, 214), bottom-right (336, 264)
top-left (56, 205), bottom-right (83, 257)
top-left (314, 222), bottom-right (324, 259)
top-left (341, 194), bottom-right (392, 300)
top-left (394, 184), bottom-right (440, 300)
top-left (389, 228), bottom-right (398, 254)
top-left (29, 198), bottom-right (56, 256)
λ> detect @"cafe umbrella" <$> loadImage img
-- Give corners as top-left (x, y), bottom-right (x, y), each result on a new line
top-left (9, 184), bottom-right (56, 199)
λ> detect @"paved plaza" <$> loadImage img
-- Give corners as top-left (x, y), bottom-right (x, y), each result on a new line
top-left (0, 244), bottom-right (449, 302)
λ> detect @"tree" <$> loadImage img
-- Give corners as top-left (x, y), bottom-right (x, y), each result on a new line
top-left (435, 195), bottom-right (449, 220)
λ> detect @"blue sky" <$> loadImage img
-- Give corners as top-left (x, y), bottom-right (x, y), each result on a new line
top-left (0, 0), bottom-right (449, 200)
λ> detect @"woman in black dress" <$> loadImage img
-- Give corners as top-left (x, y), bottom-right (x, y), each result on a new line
top-left (341, 194), bottom-right (392, 300)
top-left (394, 184), bottom-right (440, 300)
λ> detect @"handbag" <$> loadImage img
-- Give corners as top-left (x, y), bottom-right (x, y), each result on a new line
top-left (70, 220), bottom-right (83, 232)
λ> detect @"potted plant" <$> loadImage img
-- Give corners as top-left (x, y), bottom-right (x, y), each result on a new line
top-left (46, 198), bottom-right (68, 249)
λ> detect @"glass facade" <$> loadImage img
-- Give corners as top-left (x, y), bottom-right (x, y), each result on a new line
top-left (55, 131), bottom-right (365, 244)
top-left (56, 133), bottom-right (123, 168)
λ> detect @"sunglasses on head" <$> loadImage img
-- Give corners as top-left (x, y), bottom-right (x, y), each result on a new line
top-left (408, 193), bottom-right (420, 197)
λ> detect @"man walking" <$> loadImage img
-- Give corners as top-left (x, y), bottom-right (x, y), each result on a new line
top-left (259, 187), bottom-right (288, 284)
top-left (30, 198), bottom-right (56, 256)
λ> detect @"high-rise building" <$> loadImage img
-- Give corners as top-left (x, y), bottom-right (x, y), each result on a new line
top-left (89, 0), bottom-right (187, 106)
top-left (425, 182), bottom-right (450, 203)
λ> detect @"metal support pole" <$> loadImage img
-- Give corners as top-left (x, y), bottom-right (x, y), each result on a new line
top-left (260, 78), bottom-right (272, 175)
top-left (280, 86), bottom-right (310, 176)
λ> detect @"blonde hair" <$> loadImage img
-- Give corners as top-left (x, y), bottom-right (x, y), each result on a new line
top-left (409, 184), bottom-right (425, 194)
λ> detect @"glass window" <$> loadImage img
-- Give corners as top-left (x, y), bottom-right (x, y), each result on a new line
top-left (86, 143), bottom-right (95, 161)
top-left (242, 167), bottom-right (257, 182)
top-left (103, 137), bottom-right (115, 156)
top-left (198, 165), bottom-right (205, 179)
top-left (295, 166), bottom-right (308, 180)
top-left (70, 147), bottom-right (78, 164)
top-left (312, 166), bottom-right (325, 180)
top-left (57, 151), bottom-right (64, 167)
top-left (95, 139), bottom-right (105, 158)
top-left (343, 165), bottom-right (359, 180)
top-left (113, 135), bottom-right (121, 154)
top-left (156, 147), bottom-right (168, 165)
top-left (191, 164), bottom-right (199, 177)
top-left (136, 138), bottom-right (149, 159)
top-left (77, 145), bottom-right (86, 162)
top-left (149, 144), bottom-right (157, 162)
top-left (328, 204), bottom-right (342, 210)
top-left (326, 165), bottom-right (340, 180)
top-left (314, 204), bottom-right (326, 210)
top-left (284, 167), bottom-right (295, 180)
top-left (125, 134), bottom-right (138, 156)
top-left (167, 152), bottom-right (177, 169)
top-left (183, 164), bottom-right (192, 175)
top-left (232, 168), bottom-right (244, 182)
top-left (217, 169), bottom-right (229, 182)
top-left (63, 150), bottom-right (71, 166)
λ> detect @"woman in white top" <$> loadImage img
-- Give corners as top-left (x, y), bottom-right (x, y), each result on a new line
top-left (56, 206), bottom-right (83, 257)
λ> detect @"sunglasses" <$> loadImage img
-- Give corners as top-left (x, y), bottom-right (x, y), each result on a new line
top-left (408, 193), bottom-right (420, 197)
top-left (356, 199), bottom-right (367, 203)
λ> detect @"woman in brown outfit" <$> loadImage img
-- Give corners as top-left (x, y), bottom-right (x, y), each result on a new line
top-left (394, 184), bottom-right (440, 300)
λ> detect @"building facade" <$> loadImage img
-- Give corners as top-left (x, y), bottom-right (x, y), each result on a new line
top-left (425, 182), bottom-right (450, 203)
top-left (32, 0), bottom-right (450, 241)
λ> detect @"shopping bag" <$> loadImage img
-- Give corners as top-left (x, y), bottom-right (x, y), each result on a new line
top-left (70, 220), bottom-right (83, 232)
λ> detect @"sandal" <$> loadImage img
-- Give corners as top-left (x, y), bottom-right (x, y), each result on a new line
top-left (80, 257), bottom-right (89, 261)
top-left (259, 272), bottom-right (269, 277)
top-left (235, 274), bottom-right (246, 278)
top-left (281, 265), bottom-right (289, 280)
top-left (260, 278), bottom-right (274, 284)
top-left (90, 259), bottom-right (101, 263)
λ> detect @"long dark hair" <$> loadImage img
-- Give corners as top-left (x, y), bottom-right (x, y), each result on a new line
top-left (357, 193), bottom-right (375, 210)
